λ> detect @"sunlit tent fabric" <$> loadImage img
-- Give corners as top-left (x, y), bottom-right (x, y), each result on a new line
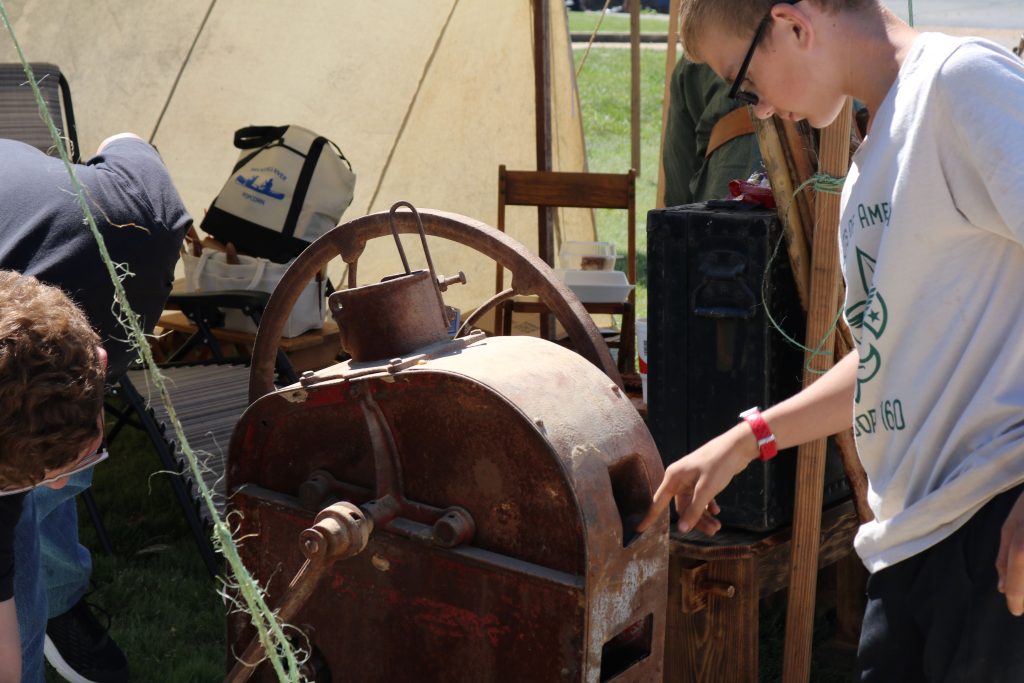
top-left (1, 0), bottom-right (594, 316)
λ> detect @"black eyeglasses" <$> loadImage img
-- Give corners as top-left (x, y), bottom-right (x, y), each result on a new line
top-left (0, 448), bottom-right (108, 497)
top-left (728, 0), bottom-right (800, 105)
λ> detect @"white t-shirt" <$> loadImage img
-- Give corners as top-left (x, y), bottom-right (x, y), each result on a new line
top-left (839, 33), bottom-right (1024, 572)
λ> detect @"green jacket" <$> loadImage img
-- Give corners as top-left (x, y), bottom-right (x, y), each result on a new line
top-left (662, 56), bottom-right (761, 206)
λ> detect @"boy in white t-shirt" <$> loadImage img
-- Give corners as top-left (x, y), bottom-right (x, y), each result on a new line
top-left (637, 1), bottom-right (1024, 679)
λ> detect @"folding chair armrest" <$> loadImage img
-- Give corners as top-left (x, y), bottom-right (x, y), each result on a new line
top-left (167, 290), bottom-right (270, 312)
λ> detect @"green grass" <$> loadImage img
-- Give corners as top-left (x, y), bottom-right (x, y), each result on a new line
top-left (64, 415), bottom-right (224, 682)
top-left (574, 45), bottom-right (669, 321)
top-left (567, 8), bottom-right (670, 35)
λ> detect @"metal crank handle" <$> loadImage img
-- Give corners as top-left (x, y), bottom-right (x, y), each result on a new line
top-left (225, 499), bottom-right (392, 683)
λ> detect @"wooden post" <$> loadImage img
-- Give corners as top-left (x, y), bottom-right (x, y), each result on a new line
top-left (780, 119), bottom-right (818, 239)
top-left (755, 114), bottom-right (873, 525)
top-left (752, 115), bottom-right (811, 311)
top-left (532, 0), bottom-right (554, 339)
top-left (781, 98), bottom-right (854, 683)
top-left (656, 0), bottom-right (681, 208)
top-left (630, 0), bottom-right (641, 175)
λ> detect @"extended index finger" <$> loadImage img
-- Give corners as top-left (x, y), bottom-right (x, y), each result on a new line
top-left (636, 473), bottom-right (679, 533)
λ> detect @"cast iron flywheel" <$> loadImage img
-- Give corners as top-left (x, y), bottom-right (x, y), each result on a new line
top-left (248, 207), bottom-right (619, 401)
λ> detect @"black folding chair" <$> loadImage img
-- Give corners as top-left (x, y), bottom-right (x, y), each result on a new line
top-left (0, 62), bottom-right (79, 161)
top-left (106, 290), bottom-right (306, 577)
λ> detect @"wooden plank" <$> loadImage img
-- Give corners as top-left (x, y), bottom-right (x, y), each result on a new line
top-left (666, 501), bottom-right (858, 682)
top-left (666, 555), bottom-right (759, 682)
top-left (782, 98), bottom-right (854, 683)
top-left (496, 165), bottom-right (509, 307)
top-left (630, 0), bottom-right (641, 174)
top-left (753, 115), bottom-right (811, 311)
top-left (533, 0), bottom-right (555, 338)
top-left (664, 552), bottom-right (689, 680)
top-left (502, 169), bottom-right (634, 208)
top-left (511, 300), bottom-right (628, 316)
top-left (157, 311), bottom-right (339, 353)
top-left (780, 119), bottom-right (817, 244)
top-left (755, 501), bottom-right (859, 598)
top-left (757, 113), bottom-right (872, 525)
top-left (669, 500), bottom-right (856, 568)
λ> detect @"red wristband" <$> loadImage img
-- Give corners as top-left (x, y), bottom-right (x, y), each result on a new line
top-left (739, 407), bottom-right (778, 461)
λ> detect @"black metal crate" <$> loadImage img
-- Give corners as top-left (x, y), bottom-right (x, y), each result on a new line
top-left (646, 203), bottom-right (849, 531)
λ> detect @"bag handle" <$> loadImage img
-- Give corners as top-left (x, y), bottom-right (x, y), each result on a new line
top-left (187, 250), bottom-right (212, 291)
top-left (246, 257), bottom-right (268, 290)
top-left (325, 138), bottom-right (354, 172)
top-left (282, 136), bottom-right (328, 238)
top-left (234, 125), bottom-right (288, 149)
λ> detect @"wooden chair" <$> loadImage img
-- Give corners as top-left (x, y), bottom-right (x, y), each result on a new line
top-left (495, 165), bottom-right (638, 377)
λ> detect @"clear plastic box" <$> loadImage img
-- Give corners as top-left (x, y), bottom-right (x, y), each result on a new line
top-left (559, 241), bottom-right (616, 271)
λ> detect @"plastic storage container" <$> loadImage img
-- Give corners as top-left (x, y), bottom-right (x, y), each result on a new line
top-left (559, 241), bottom-right (616, 271)
top-left (556, 269), bottom-right (634, 303)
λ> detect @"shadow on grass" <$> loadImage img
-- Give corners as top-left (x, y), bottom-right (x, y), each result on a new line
top-left (65, 402), bottom-right (225, 682)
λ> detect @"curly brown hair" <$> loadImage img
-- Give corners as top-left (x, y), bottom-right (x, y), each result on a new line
top-left (680, 0), bottom-right (877, 62)
top-left (0, 270), bottom-right (105, 489)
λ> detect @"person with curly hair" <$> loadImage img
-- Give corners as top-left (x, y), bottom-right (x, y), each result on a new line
top-left (0, 131), bottom-right (190, 682)
top-left (0, 271), bottom-right (108, 683)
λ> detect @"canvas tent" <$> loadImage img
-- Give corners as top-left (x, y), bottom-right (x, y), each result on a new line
top-left (1, 0), bottom-right (595, 316)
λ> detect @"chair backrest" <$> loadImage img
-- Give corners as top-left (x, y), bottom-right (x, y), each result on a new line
top-left (497, 166), bottom-right (637, 286)
top-left (0, 62), bottom-right (80, 162)
top-left (496, 166), bottom-right (638, 377)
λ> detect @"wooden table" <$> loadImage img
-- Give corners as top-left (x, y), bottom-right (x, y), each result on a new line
top-left (156, 311), bottom-right (342, 375)
top-left (665, 500), bottom-right (865, 682)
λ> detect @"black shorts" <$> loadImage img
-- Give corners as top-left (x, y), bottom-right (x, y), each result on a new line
top-left (856, 484), bottom-right (1024, 682)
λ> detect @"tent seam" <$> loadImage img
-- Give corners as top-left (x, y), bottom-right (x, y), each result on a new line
top-left (366, 0), bottom-right (460, 212)
top-left (149, 0), bottom-right (218, 145)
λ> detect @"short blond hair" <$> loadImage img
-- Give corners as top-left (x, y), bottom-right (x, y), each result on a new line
top-left (680, 0), bottom-right (876, 62)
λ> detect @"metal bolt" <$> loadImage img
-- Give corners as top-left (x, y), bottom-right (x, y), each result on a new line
top-left (432, 507), bottom-right (475, 548)
top-left (437, 271), bottom-right (467, 291)
top-left (699, 580), bottom-right (736, 599)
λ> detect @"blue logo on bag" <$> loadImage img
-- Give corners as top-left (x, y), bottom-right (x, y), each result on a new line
top-left (236, 174), bottom-right (286, 200)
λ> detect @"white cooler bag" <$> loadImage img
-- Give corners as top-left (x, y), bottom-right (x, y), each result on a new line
top-left (182, 250), bottom-right (325, 338)
top-left (200, 124), bottom-right (356, 263)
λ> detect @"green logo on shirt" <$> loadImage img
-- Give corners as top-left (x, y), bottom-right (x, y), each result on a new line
top-left (846, 249), bottom-right (888, 403)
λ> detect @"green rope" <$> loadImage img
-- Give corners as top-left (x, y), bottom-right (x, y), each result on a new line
top-left (907, 0), bottom-right (914, 27)
top-left (0, 5), bottom-right (306, 680)
top-left (792, 172), bottom-right (845, 198)
top-left (763, 172), bottom-right (848, 374)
